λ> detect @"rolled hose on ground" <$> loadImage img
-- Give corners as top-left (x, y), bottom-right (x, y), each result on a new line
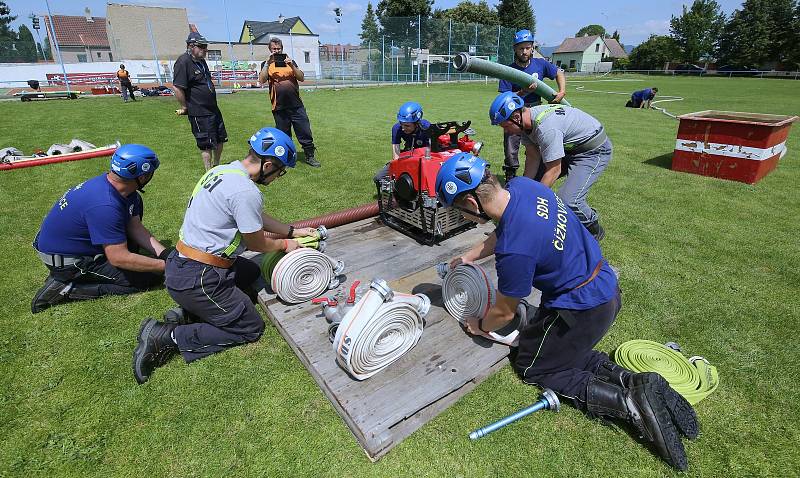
top-left (0, 143), bottom-right (119, 171)
top-left (265, 203), bottom-right (380, 239)
top-left (261, 248), bottom-right (345, 304)
top-left (613, 339), bottom-right (719, 405)
top-left (452, 53), bottom-right (571, 106)
top-left (332, 279), bottom-right (429, 380)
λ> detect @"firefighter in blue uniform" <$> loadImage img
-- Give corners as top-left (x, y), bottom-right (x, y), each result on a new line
top-left (435, 153), bottom-right (698, 471)
top-left (375, 101), bottom-right (432, 184)
top-left (31, 145), bottom-right (169, 313)
top-left (498, 30), bottom-right (566, 183)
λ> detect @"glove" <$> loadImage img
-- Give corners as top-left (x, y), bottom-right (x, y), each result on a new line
top-left (158, 247), bottom-right (175, 261)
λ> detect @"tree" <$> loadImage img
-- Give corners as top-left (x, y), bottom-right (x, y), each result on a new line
top-left (669, 0), bottom-right (725, 63)
top-left (611, 30), bottom-right (620, 42)
top-left (496, 0), bottom-right (535, 33)
top-left (764, 0), bottom-right (797, 66)
top-left (575, 24), bottom-right (606, 38)
top-left (359, 2), bottom-right (380, 46)
top-left (42, 35), bottom-right (51, 61)
top-left (628, 34), bottom-right (680, 70)
top-left (0, 1), bottom-right (17, 62)
top-left (435, 1), bottom-right (498, 25)
top-left (376, 0), bottom-right (433, 41)
top-left (789, 1), bottom-right (800, 68)
top-left (716, 0), bottom-right (771, 67)
top-left (16, 24), bottom-right (38, 62)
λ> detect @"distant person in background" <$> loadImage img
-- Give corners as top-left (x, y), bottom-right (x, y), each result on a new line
top-left (258, 37), bottom-right (318, 167)
top-left (627, 87), bottom-right (658, 109)
top-left (172, 32), bottom-right (227, 170)
top-left (117, 64), bottom-right (136, 102)
top-left (498, 29), bottom-right (566, 184)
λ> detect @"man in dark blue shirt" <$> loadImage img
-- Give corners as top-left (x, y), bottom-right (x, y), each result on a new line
top-left (498, 30), bottom-right (566, 183)
top-left (435, 153), bottom-right (698, 471)
top-left (375, 101), bottom-right (431, 184)
top-left (31, 145), bottom-right (170, 313)
top-left (628, 87), bottom-right (658, 108)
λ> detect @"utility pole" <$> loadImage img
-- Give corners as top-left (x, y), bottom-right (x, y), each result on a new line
top-left (30, 14), bottom-right (48, 61)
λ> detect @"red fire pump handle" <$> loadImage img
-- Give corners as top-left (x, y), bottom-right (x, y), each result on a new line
top-left (347, 280), bottom-right (361, 304)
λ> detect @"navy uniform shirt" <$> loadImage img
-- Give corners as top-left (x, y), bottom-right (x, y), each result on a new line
top-left (494, 177), bottom-right (617, 310)
top-left (34, 174), bottom-right (143, 256)
top-left (632, 88), bottom-right (656, 101)
top-left (172, 52), bottom-right (219, 116)
top-left (498, 59), bottom-right (559, 105)
top-left (391, 119), bottom-right (431, 151)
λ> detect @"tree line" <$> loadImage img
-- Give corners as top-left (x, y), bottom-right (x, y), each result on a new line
top-left (629, 0), bottom-right (800, 71)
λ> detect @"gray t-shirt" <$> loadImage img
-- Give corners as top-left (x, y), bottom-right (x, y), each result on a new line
top-left (521, 105), bottom-right (603, 163)
top-left (180, 161), bottom-right (263, 257)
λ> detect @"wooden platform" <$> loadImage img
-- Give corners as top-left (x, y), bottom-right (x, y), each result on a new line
top-left (257, 217), bottom-right (539, 461)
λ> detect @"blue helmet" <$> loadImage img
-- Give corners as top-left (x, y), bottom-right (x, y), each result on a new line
top-left (435, 152), bottom-right (488, 207)
top-left (397, 101), bottom-right (423, 123)
top-left (489, 91), bottom-right (524, 125)
top-left (249, 127), bottom-right (297, 167)
top-left (110, 144), bottom-right (160, 179)
top-left (513, 30), bottom-right (534, 46)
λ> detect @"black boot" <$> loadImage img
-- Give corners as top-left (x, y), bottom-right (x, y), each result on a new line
top-left (585, 374), bottom-right (688, 471)
top-left (586, 220), bottom-right (605, 241)
top-left (595, 360), bottom-right (699, 439)
top-left (502, 166), bottom-right (517, 185)
top-left (303, 149), bottom-right (320, 167)
top-left (163, 306), bottom-right (198, 325)
top-left (132, 318), bottom-right (178, 384)
top-left (31, 277), bottom-right (72, 314)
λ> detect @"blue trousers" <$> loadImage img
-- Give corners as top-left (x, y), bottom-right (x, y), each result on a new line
top-left (165, 253), bottom-right (264, 363)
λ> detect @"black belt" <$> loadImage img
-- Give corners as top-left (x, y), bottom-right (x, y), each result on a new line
top-left (36, 250), bottom-right (102, 268)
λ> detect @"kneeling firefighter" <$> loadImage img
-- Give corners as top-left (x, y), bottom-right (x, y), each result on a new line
top-left (435, 153), bottom-right (699, 471)
top-left (133, 127), bottom-right (318, 384)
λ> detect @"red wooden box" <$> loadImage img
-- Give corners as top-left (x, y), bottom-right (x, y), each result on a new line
top-left (672, 110), bottom-right (797, 184)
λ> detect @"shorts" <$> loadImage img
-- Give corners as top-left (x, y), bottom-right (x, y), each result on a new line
top-left (189, 112), bottom-right (228, 150)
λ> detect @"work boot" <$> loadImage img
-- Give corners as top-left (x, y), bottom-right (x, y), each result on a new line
top-left (132, 318), bottom-right (178, 384)
top-left (303, 150), bottom-right (320, 167)
top-left (502, 166), bottom-right (517, 185)
top-left (31, 277), bottom-right (72, 314)
top-left (595, 360), bottom-right (699, 439)
top-left (584, 374), bottom-right (688, 471)
top-left (586, 220), bottom-right (605, 242)
top-left (162, 306), bottom-right (198, 325)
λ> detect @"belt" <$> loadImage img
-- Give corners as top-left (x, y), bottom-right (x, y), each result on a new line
top-left (37, 251), bottom-right (101, 267)
top-left (565, 127), bottom-right (608, 155)
top-left (176, 240), bottom-right (234, 268)
top-left (573, 260), bottom-right (604, 290)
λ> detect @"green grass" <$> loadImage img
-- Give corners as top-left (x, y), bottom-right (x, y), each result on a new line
top-left (1, 76), bottom-right (799, 477)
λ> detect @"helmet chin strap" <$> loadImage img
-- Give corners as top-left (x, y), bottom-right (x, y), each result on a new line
top-left (469, 192), bottom-right (491, 221)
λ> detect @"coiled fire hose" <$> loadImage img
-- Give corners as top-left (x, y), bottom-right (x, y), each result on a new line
top-left (261, 248), bottom-right (345, 304)
top-left (332, 279), bottom-right (430, 380)
top-left (614, 340), bottom-right (719, 405)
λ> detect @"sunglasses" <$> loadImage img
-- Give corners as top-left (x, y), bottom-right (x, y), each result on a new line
top-left (193, 44), bottom-right (208, 50)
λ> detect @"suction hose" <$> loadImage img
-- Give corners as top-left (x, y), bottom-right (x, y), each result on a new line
top-left (332, 279), bottom-right (429, 380)
top-left (452, 53), bottom-right (571, 106)
top-left (0, 143), bottom-right (119, 171)
top-left (265, 203), bottom-right (380, 238)
top-left (614, 340), bottom-right (719, 405)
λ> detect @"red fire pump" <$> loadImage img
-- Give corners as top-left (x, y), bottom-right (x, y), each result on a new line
top-left (377, 121), bottom-right (483, 245)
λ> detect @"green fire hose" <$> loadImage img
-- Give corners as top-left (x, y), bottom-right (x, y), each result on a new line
top-left (452, 53), bottom-right (571, 106)
top-left (614, 340), bottom-right (719, 405)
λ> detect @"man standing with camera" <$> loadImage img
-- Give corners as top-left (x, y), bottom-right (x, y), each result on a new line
top-left (172, 32), bottom-right (227, 170)
top-left (258, 37), bottom-right (318, 167)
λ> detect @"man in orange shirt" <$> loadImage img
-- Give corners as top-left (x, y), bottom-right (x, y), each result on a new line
top-left (258, 37), bottom-right (318, 167)
top-left (117, 64), bottom-right (136, 102)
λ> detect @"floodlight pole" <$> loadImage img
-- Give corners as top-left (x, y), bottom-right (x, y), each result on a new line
top-left (145, 18), bottom-right (163, 86)
top-left (44, 0), bottom-right (70, 93)
top-left (417, 14), bottom-right (421, 83)
top-left (222, 0), bottom-right (237, 86)
top-left (447, 19), bottom-right (452, 81)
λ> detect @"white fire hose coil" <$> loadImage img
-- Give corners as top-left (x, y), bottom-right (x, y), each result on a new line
top-left (333, 279), bottom-right (429, 380)
top-left (438, 262), bottom-right (519, 346)
top-left (271, 248), bottom-right (345, 304)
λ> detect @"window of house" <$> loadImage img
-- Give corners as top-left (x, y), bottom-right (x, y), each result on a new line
top-left (569, 59), bottom-right (576, 69)
top-left (109, 52), bottom-right (113, 61)
top-left (304, 51), bottom-right (310, 63)
top-left (556, 60), bottom-right (562, 67)
top-left (595, 44), bottom-right (600, 52)
top-left (77, 54), bottom-right (87, 62)
top-left (97, 51), bottom-right (102, 58)
top-left (207, 50), bottom-right (222, 61)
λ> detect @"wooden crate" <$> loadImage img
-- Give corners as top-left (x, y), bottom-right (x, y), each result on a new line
top-left (257, 217), bottom-right (538, 461)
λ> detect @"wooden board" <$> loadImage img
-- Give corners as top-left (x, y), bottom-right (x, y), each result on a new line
top-left (256, 217), bottom-right (540, 461)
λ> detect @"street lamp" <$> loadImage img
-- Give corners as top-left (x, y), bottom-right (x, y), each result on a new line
top-left (333, 7), bottom-right (344, 82)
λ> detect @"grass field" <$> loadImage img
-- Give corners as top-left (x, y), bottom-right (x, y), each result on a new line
top-left (1, 75), bottom-right (799, 477)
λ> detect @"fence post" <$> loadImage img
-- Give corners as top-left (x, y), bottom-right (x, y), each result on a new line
top-left (368, 40), bottom-right (372, 81)
top-left (382, 35), bottom-right (385, 82)
top-left (418, 14), bottom-right (422, 83)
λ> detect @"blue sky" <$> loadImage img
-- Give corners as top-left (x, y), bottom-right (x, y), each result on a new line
top-left (10, 0), bottom-right (748, 48)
